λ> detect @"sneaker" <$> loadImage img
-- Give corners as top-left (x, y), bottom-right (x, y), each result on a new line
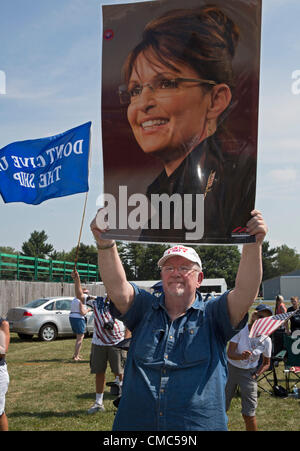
top-left (87, 402), bottom-right (105, 414)
top-left (106, 381), bottom-right (118, 387)
top-left (106, 377), bottom-right (120, 387)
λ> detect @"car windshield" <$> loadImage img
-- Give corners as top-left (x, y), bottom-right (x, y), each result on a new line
top-left (23, 298), bottom-right (50, 308)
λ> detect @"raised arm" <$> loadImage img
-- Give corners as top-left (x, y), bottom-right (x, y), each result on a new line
top-left (90, 213), bottom-right (134, 315)
top-left (71, 269), bottom-right (85, 302)
top-left (227, 210), bottom-right (268, 327)
top-left (71, 269), bottom-right (91, 315)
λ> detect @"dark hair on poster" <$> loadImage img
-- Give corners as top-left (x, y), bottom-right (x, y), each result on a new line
top-left (101, 0), bottom-right (261, 245)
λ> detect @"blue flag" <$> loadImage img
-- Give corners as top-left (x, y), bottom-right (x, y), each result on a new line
top-left (0, 122), bottom-right (91, 205)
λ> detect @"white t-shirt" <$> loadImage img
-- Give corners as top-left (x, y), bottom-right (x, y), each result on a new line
top-left (228, 324), bottom-right (272, 370)
top-left (69, 295), bottom-right (88, 319)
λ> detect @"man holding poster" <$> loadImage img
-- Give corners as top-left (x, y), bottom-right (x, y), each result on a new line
top-left (90, 209), bottom-right (268, 431)
top-left (101, 0), bottom-right (261, 244)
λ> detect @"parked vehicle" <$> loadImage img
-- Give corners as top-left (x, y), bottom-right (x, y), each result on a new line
top-left (7, 297), bottom-right (94, 341)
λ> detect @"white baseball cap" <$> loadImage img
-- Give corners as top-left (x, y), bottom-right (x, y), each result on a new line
top-left (157, 245), bottom-right (202, 270)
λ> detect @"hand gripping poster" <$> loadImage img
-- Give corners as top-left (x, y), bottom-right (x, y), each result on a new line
top-left (100, 0), bottom-right (262, 244)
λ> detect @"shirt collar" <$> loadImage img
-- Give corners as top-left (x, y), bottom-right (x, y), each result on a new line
top-left (152, 291), bottom-right (205, 312)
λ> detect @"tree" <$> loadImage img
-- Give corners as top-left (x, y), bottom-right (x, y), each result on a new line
top-left (117, 243), bottom-right (169, 280)
top-left (262, 241), bottom-right (277, 281)
top-left (0, 246), bottom-right (18, 255)
top-left (21, 230), bottom-right (54, 258)
top-left (261, 242), bottom-right (300, 281)
top-left (193, 245), bottom-right (241, 289)
top-left (0, 246), bottom-right (19, 280)
top-left (60, 243), bottom-right (98, 266)
top-left (122, 242), bottom-right (147, 280)
top-left (117, 242), bottom-right (136, 280)
top-left (50, 250), bottom-right (69, 262)
top-left (117, 242), bottom-right (241, 288)
top-left (274, 244), bottom-right (300, 276)
top-left (139, 244), bottom-right (169, 280)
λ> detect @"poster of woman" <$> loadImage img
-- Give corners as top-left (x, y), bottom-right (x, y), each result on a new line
top-left (101, 0), bottom-right (262, 244)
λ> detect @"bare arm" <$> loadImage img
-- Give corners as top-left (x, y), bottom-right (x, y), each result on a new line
top-left (90, 213), bottom-right (134, 315)
top-left (71, 269), bottom-right (85, 302)
top-left (78, 301), bottom-right (90, 316)
top-left (227, 210), bottom-right (268, 327)
top-left (0, 320), bottom-right (10, 355)
top-left (71, 270), bottom-right (91, 315)
top-left (124, 328), bottom-right (132, 339)
top-left (255, 355), bottom-right (271, 378)
top-left (227, 341), bottom-right (252, 361)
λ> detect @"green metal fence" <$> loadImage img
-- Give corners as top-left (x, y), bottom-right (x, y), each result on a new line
top-left (0, 252), bottom-right (100, 282)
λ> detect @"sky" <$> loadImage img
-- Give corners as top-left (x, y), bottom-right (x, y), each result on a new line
top-left (0, 0), bottom-right (300, 254)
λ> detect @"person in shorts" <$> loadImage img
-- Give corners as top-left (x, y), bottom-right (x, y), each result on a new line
top-left (72, 269), bottom-right (128, 413)
top-left (0, 317), bottom-right (10, 431)
top-left (87, 295), bottom-right (130, 414)
top-left (70, 272), bottom-right (94, 361)
top-left (88, 308), bottom-right (127, 414)
top-left (225, 304), bottom-right (273, 431)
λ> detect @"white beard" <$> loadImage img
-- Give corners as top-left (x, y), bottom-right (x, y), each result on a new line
top-left (173, 287), bottom-right (185, 297)
top-left (166, 284), bottom-right (185, 297)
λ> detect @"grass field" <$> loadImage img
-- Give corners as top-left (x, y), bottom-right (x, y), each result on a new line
top-left (5, 332), bottom-right (300, 431)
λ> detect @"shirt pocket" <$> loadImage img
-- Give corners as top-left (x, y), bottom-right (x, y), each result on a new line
top-left (182, 325), bottom-right (209, 366)
top-left (135, 328), bottom-right (165, 362)
top-left (134, 314), bottom-right (165, 362)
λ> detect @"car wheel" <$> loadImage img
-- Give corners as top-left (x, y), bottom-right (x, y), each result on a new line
top-left (18, 333), bottom-right (34, 340)
top-left (38, 324), bottom-right (58, 342)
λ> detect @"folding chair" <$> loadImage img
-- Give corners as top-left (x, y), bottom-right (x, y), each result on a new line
top-left (256, 332), bottom-right (290, 397)
top-left (282, 332), bottom-right (300, 392)
top-left (256, 352), bottom-right (286, 396)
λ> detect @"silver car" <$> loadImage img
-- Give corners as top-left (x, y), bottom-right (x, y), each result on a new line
top-left (7, 297), bottom-right (94, 342)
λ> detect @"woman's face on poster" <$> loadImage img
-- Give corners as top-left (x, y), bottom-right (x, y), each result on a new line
top-left (126, 52), bottom-right (213, 160)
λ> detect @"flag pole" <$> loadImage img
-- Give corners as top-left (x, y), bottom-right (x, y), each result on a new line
top-left (73, 124), bottom-right (92, 272)
top-left (74, 191), bottom-right (89, 271)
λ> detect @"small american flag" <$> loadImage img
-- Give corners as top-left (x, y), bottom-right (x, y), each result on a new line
top-left (249, 309), bottom-right (298, 338)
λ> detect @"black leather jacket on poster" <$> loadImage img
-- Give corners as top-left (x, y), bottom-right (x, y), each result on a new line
top-left (139, 135), bottom-right (256, 244)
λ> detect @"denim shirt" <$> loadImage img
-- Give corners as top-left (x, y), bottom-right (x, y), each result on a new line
top-left (112, 284), bottom-right (247, 431)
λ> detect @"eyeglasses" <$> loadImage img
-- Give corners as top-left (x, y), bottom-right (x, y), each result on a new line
top-left (118, 75), bottom-right (217, 105)
top-left (161, 265), bottom-right (199, 275)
